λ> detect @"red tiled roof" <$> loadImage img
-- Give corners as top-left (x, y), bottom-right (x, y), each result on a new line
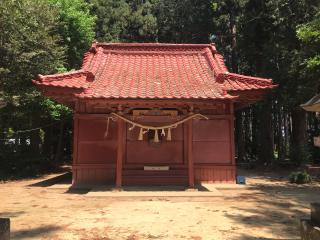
top-left (33, 42), bottom-right (276, 100)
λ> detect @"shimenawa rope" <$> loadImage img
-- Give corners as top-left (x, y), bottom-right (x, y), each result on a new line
top-left (104, 113), bottom-right (208, 142)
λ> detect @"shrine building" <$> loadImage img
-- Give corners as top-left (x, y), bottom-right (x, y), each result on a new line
top-left (33, 42), bottom-right (276, 187)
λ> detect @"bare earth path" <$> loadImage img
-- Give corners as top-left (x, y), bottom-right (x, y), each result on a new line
top-left (1, 170), bottom-right (319, 240)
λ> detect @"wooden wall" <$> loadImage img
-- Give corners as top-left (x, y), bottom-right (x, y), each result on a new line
top-left (72, 109), bottom-right (236, 186)
top-left (72, 116), bottom-right (117, 185)
top-left (193, 115), bottom-right (235, 183)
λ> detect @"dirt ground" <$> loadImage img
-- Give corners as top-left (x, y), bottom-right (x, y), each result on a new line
top-left (1, 169), bottom-right (319, 240)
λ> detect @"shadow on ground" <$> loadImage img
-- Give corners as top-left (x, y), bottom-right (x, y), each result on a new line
top-left (66, 184), bottom-right (210, 193)
top-left (0, 211), bottom-right (25, 218)
top-left (236, 236), bottom-right (300, 240)
top-left (28, 172), bottom-right (71, 187)
top-left (65, 187), bottom-right (91, 194)
top-left (11, 225), bottom-right (61, 239)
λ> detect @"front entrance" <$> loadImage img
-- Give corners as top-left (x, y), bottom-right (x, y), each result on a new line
top-left (122, 114), bottom-right (189, 185)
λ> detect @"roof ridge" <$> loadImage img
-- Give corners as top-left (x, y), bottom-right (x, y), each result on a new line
top-left (226, 72), bottom-right (273, 83)
top-left (37, 70), bottom-right (94, 82)
top-left (203, 48), bottom-right (227, 79)
top-left (82, 51), bottom-right (95, 69)
top-left (95, 42), bottom-right (216, 48)
top-left (102, 49), bottom-right (208, 55)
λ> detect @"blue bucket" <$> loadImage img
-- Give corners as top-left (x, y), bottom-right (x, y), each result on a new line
top-left (236, 176), bottom-right (246, 184)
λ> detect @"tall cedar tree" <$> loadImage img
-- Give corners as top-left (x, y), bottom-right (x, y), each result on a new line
top-left (49, 0), bottom-right (96, 69)
top-left (91, 0), bottom-right (158, 42)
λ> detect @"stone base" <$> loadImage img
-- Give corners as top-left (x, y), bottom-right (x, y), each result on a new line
top-left (301, 219), bottom-right (320, 240)
top-left (0, 218), bottom-right (10, 240)
top-left (185, 188), bottom-right (198, 192)
top-left (111, 187), bottom-right (123, 192)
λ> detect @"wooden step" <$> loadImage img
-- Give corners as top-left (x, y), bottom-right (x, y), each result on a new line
top-left (123, 169), bottom-right (188, 176)
top-left (122, 169), bottom-right (188, 186)
top-left (123, 175), bottom-right (188, 186)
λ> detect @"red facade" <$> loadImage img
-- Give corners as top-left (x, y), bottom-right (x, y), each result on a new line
top-left (33, 42), bottom-right (276, 187)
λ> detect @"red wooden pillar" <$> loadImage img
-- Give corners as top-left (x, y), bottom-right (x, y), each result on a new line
top-left (230, 102), bottom-right (236, 166)
top-left (187, 119), bottom-right (195, 187)
top-left (116, 118), bottom-right (124, 187)
top-left (72, 101), bottom-right (80, 186)
top-left (72, 115), bottom-right (79, 186)
top-left (230, 102), bottom-right (236, 182)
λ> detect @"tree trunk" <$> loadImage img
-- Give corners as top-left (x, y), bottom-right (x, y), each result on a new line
top-left (43, 123), bottom-right (54, 159)
top-left (229, 4), bottom-right (244, 163)
top-left (278, 106), bottom-right (285, 161)
top-left (284, 111), bottom-right (290, 158)
top-left (229, 5), bottom-right (238, 73)
top-left (257, 99), bottom-right (274, 165)
top-left (291, 107), bottom-right (308, 164)
top-left (30, 116), bottom-right (41, 154)
top-left (54, 120), bottom-right (65, 165)
top-left (251, 107), bottom-right (258, 159)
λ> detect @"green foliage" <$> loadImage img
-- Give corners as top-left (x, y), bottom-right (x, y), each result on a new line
top-left (297, 13), bottom-right (320, 73)
top-left (0, 0), bottom-right (66, 96)
top-left (126, 0), bottom-right (158, 42)
top-left (91, 0), bottom-right (213, 43)
top-left (48, 0), bottom-right (96, 68)
top-left (305, 55), bottom-right (320, 70)
top-left (41, 98), bottom-right (71, 120)
top-left (0, 0), bottom-right (75, 180)
top-left (156, 0), bottom-right (214, 43)
top-left (91, 0), bottom-right (157, 42)
top-left (297, 14), bottom-right (320, 43)
top-left (91, 0), bottom-right (130, 42)
top-left (289, 171), bottom-right (312, 184)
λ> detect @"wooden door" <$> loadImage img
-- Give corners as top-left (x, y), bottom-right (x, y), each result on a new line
top-left (125, 116), bottom-right (185, 166)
